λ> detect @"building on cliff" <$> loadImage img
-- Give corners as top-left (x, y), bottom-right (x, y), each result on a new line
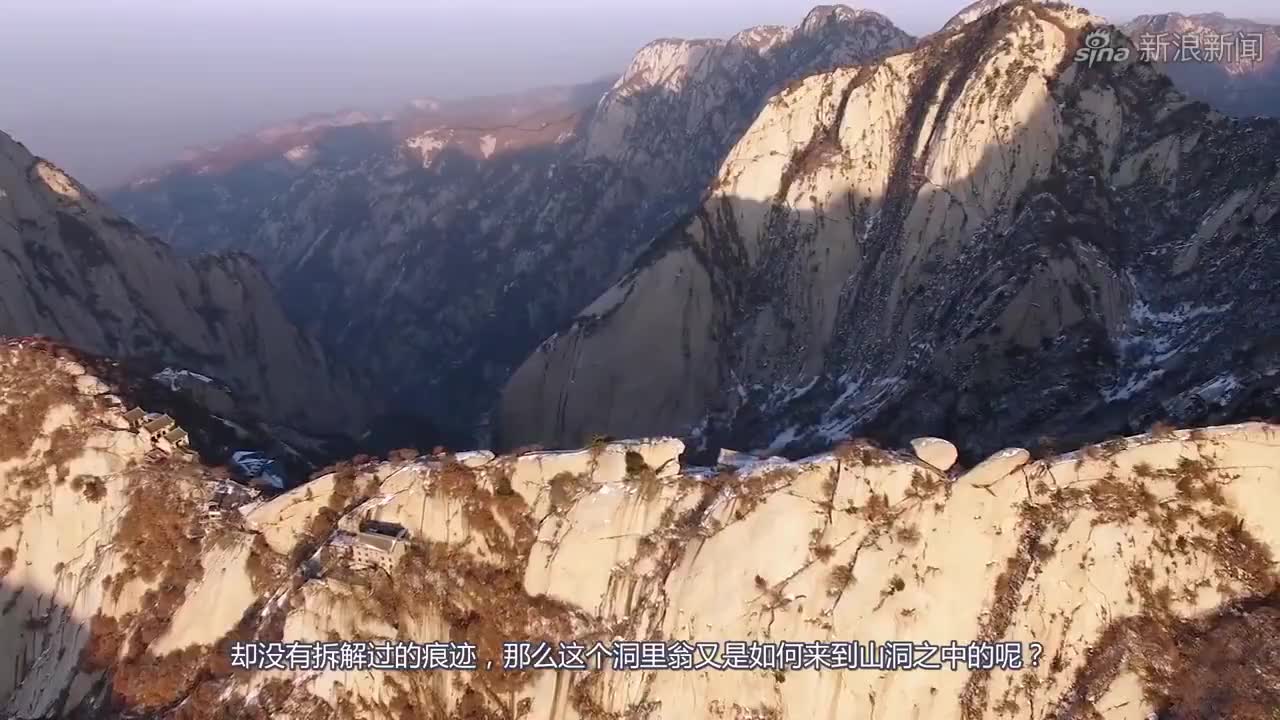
top-left (330, 524), bottom-right (409, 573)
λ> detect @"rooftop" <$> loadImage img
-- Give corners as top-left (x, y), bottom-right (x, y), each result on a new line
top-left (142, 414), bottom-right (175, 433)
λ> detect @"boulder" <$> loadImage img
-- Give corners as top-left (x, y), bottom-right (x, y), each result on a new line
top-left (959, 447), bottom-right (1032, 486)
top-left (909, 437), bottom-right (958, 471)
top-left (58, 360), bottom-right (86, 377)
top-left (74, 374), bottom-right (110, 396)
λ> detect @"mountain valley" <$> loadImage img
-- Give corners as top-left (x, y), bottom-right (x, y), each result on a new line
top-left (110, 7), bottom-right (917, 444)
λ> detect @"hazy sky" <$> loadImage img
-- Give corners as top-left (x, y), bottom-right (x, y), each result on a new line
top-left (2, 0), bottom-right (1275, 188)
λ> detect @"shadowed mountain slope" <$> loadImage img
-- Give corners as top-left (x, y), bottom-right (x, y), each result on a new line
top-left (110, 6), bottom-right (916, 443)
top-left (0, 131), bottom-right (368, 439)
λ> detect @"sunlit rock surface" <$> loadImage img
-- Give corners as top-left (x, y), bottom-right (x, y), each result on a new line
top-left (3, 341), bottom-right (1278, 719)
top-left (503, 2), bottom-right (1280, 458)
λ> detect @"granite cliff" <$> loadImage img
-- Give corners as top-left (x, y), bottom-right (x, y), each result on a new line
top-left (501, 2), bottom-right (1280, 458)
top-left (2, 341), bottom-right (1278, 718)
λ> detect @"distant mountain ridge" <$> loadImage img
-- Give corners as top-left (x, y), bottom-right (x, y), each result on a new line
top-left (1121, 11), bottom-right (1280, 117)
top-left (112, 80), bottom-right (616, 256)
top-left (125, 108), bottom-right (382, 185)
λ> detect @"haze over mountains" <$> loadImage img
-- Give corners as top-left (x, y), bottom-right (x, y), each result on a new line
top-left (3, 2), bottom-right (1280, 717)
top-left (1122, 11), bottom-right (1280, 116)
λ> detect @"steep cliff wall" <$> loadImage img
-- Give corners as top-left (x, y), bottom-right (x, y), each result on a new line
top-left (502, 2), bottom-right (1280, 456)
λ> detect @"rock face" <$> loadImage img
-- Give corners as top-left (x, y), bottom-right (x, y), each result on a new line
top-left (109, 7), bottom-right (915, 442)
top-left (3, 342), bottom-right (1279, 719)
top-left (0, 131), bottom-right (367, 437)
top-left (502, 2), bottom-right (1280, 457)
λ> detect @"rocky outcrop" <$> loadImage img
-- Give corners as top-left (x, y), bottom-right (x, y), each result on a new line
top-left (502, 2), bottom-right (1280, 457)
top-left (3, 343), bottom-right (1279, 718)
top-left (109, 7), bottom-right (914, 443)
top-left (0, 131), bottom-right (367, 437)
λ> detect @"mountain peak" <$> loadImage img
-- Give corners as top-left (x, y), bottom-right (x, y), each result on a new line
top-left (942, 0), bottom-right (1081, 32)
top-left (611, 5), bottom-right (911, 98)
top-left (727, 24), bottom-right (793, 52)
top-left (799, 4), bottom-right (879, 32)
top-left (10, 5), bottom-right (1280, 716)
